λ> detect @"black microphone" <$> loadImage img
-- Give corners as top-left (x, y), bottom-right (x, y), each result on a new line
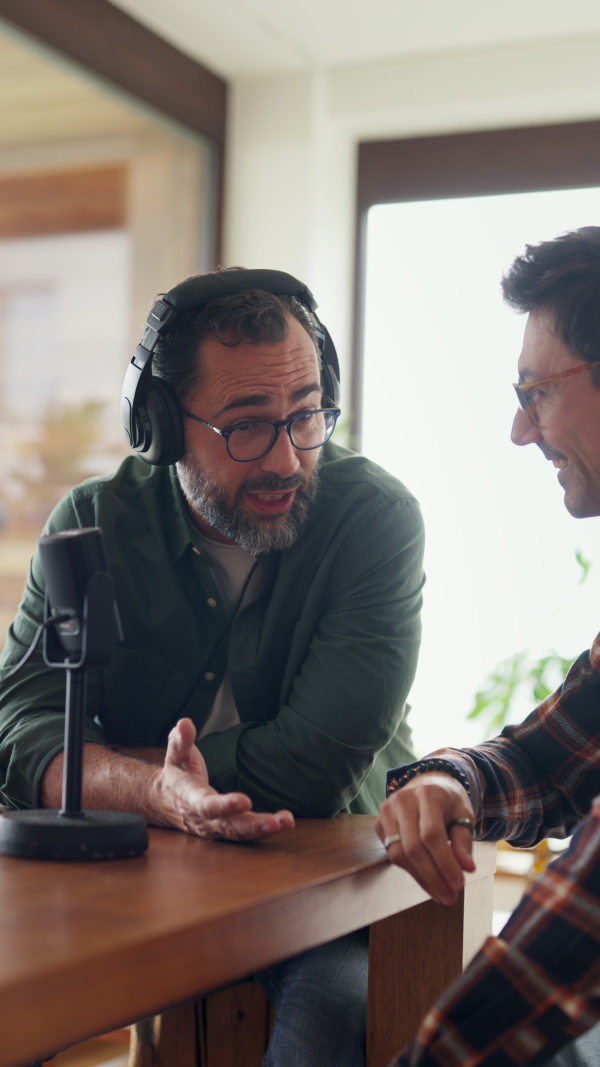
top-left (0, 528), bottom-right (148, 861)
top-left (39, 528), bottom-right (122, 664)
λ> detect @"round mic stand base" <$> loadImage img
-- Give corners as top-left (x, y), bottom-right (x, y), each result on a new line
top-left (0, 808), bottom-right (148, 861)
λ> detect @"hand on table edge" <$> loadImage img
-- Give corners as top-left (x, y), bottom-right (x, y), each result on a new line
top-left (41, 716), bottom-right (294, 842)
top-left (375, 771), bottom-right (476, 905)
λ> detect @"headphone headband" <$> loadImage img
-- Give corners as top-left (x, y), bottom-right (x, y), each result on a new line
top-left (163, 269), bottom-right (319, 315)
top-left (121, 268), bottom-right (341, 466)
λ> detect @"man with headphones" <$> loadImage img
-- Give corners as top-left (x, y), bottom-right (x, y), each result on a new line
top-left (0, 268), bottom-right (425, 1067)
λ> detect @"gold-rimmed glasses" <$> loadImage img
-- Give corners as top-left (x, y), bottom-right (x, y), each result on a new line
top-left (513, 361), bottom-right (600, 427)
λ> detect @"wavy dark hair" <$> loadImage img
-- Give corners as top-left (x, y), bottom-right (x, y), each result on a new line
top-left (502, 226), bottom-right (600, 384)
top-left (152, 269), bottom-right (319, 405)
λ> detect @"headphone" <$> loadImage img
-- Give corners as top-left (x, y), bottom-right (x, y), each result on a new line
top-left (120, 269), bottom-right (341, 467)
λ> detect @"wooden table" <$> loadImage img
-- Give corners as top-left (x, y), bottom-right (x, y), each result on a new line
top-left (0, 815), bottom-right (495, 1067)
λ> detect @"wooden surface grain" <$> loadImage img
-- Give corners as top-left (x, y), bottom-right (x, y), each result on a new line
top-left (0, 165), bottom-right (127, 239)
top-left (0, 815), bottom-right (495, 1067)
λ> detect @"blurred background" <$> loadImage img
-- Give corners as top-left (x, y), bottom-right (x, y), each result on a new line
top-left (1, 0), bottom-right (600, 755)
top-left (2, 9), bottom-right (600, 1058)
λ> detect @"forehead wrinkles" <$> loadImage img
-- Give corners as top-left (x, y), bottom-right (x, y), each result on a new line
top-left (203, 346), bottom-right (321, 413)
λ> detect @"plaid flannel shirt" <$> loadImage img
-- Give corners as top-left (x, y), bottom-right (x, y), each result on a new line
top-left (387, 631), bottom-right (600, 1067)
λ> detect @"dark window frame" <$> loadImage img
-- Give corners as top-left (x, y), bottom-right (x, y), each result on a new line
top-left (0, 0), bottom-right (227, 262)
top-left (352, 120), bottom-right (600, 443)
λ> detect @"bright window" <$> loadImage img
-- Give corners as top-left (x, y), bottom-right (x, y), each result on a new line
top-left (362, 187), bottom-right (600, 753)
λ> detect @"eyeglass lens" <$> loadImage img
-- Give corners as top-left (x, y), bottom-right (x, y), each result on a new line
top-left (228, 410), bottom-right (336, 461)
top-left (513, 385), bottom-right (538, 427)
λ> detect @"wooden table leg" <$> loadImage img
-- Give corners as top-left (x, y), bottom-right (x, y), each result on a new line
top-left (128, 1003), bottom-right (199, 1067)
top-left (366, 873), bottom-right (494, 1067)
top-left (127, 983), bottom-right (272, 1067)
top-left (201, 981), bottom-right (273, 1067)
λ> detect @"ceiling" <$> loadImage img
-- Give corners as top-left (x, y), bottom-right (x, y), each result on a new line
top-left (2, 0), bottom-right (600, 149)
top-left (110, 0), bottom-right (600, 78)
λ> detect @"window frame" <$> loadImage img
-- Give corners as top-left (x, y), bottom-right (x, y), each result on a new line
top-left (352, 120), bottom-right (600, 445)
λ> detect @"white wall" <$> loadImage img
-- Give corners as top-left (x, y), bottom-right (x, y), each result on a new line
top-left (224, 32), bottom-right (600, 414)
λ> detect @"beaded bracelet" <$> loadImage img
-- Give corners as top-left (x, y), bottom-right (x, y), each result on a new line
top-left (386, 758), bottom-right (471, 798)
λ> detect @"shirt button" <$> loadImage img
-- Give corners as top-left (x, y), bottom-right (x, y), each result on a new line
top-left (204, 671), bottom-right (215, 682)
top-left (192, 546), bottom-right (202, 556)
top-left (206, 597), bottom-right (217, 607)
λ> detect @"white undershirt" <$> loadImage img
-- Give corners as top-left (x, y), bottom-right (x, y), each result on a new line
top-left (191, 530), bottom-right (261, 738)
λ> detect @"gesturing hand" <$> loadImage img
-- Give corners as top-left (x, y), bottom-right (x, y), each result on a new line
top-left (374, 772), bottom-right (476, 905)
top-left (153, 718), bottom-right (294, 841)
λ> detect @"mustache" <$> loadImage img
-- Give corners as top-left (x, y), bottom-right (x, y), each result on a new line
top-left (537, 443), bottom-right (567, 463)
top-left (241, 474), bottom-right (306, 493)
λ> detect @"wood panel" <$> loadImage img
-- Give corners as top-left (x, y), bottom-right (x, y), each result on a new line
top-left (128, 987), bottom-right (272, 1067)
top-left (128, 1003), bottom-right (199, 1067)
top-left (202, 982), bottom-right (272, 1067)
top-left (0, 164), bottom-right (126, 238)
top-left (357, 120), bottom-right (600, 211)
top-left (366, 872), bottom-right (494, 1067)
top-left (367, 895), bottom-right (464, 1065)
top-left (0, 0), bottom-right (227, 145)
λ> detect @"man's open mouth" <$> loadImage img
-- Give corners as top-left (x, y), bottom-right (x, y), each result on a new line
top-left (245, 490), bottom-right (296, 515)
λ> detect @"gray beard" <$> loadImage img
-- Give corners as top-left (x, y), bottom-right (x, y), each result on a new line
top-left (177, 458), bottom-right (321, 555)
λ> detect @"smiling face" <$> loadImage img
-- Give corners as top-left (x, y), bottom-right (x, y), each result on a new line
top-left (511, 310), bottom-right (600, 517)
top-left (177, 313), bottom-right (324, 553)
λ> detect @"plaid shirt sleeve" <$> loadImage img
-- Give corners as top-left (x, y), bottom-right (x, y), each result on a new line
top-left (390, 799), bottom-right (600, 1067)
top-left (387, 632), bottom-right (600, 847)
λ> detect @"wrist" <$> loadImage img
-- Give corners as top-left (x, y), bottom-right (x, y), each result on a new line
top-left (147, 765), bottom-right (181, 829)
top-left (97, 749), bottom-right (168, 828)
top-left (386, 758), bottom-right (471, 798)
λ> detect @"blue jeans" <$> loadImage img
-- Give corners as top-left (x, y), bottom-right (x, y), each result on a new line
top-left (256, 929), bottom-right (369, 1067)
top-left (549, 1025), bottom-right (600, 1067)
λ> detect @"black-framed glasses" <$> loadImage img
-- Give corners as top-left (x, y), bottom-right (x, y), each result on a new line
top-left (181, 401), bottom-right (341, 462)
top-left (513, 361), bottom-right (600, 427)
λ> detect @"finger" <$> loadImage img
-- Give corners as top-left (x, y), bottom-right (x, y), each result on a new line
top-left (419, 806), bottom-right (477, 895)
top-left (376, 795), bottom-right (403, 843)
top-left (449, 824), bottom-right (476, 871)
top-left (166, 718), bottom-right (207, 777)
top-left (377, 797), bottom-right (457, 905)
top-left (272, 810), bottom-right (295, 831)
top-left (400, 814), bottom-right (463, 904)
top-left (205, 811), bottom-right (290, 842)
top-left (198, 790), bottom-right (253, 820)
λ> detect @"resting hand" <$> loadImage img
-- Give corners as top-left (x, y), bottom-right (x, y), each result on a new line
top-left (374, 772), bottom-right (476, 904)
top-left (152, 718), bottom-right (294, 841)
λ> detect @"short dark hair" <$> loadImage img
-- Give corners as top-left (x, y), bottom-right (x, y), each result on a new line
top-left (152, 270), bottom-right (320, 404)
top-left (501, 226), bottom-right (600, 375)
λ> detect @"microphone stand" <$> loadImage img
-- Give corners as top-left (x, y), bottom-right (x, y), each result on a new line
top-left (0, 566), bottom-right (148, 861)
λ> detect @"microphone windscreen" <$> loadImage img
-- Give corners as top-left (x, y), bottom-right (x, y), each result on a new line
top-left (38, 528), bottom-right (109, 657)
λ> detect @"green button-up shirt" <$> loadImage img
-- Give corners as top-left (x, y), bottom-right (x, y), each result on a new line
top-left (0, 443), bottom-right (424, 817)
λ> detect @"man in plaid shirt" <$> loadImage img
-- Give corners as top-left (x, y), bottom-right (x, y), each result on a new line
top-left (377, 227), bottom-right (600, 1067)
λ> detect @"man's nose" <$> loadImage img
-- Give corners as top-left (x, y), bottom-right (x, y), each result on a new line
top-left (259, 425), bottom-right (301, 476)
top-left (511, 407), bottom-right (542, 446)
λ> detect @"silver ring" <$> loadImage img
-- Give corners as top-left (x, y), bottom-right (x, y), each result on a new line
top-left (447, 818), bottom-right (475, 838)
top-left (383, 833), bottom-right (401, 849)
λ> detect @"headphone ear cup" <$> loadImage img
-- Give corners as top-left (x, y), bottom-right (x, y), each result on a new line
top-left (320, 361), bottom-right (340, 408)
top-left (136, 378), bottom-right (185, 466)
top-left (318, 325), bottom-right (341, 406)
